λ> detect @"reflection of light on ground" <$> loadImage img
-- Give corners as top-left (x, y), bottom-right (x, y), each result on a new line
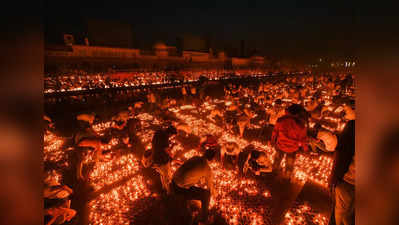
top-left (44, 130), bottom-right (68, 166)
top-left (209, 161), bottom-right (270, 225)
top-left (293, 154), bottom-right (334, 188)
top-left (284, 203), bottom-right (328, 225)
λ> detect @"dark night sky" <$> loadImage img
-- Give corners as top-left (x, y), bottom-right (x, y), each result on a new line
top-left (44, 0), bottom-right (356, 62)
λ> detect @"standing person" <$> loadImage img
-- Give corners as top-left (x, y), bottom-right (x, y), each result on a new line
top-left (224, 100), bottom-right (239, 132)
top-left (330, 105), bottom-right (355, 225)
top-left (152, 125), bottom-right (177, 194)
top-left (267, 99), bottom-right (285, 126)
top-left (271, 104), bottom-right (309, 179)
top-left (182, 85), bottom-right (188, 104)
top-left (170, 149), bottom-right (216, 224)
top-left (147, 90), bottom-right (157, 112)
top-left (236, 105), bottom-right (255, 138)
top-left (263, 99), bottom-right (285, 143)
top-left (198, 83), bottom-right (207, 104)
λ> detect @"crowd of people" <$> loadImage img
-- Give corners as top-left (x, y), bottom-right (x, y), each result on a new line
top-left (44, 71), bottom-right (355, 225)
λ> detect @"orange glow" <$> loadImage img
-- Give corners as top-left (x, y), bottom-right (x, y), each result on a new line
top-left (44, 71), bottom-right (354, 225)
top-left (44, 130), bottom-right (68, 167)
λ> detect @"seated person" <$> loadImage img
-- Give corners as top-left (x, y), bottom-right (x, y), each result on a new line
top-left (309, 124), bottom-right (338, 152)
top-left (111, 107), bottom-right (134, 130)
top-left (316, 129), bottom-right (338, 152)
top-left (238, 145), bottom-right (272, 176)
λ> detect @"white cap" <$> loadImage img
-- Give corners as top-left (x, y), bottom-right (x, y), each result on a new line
top-left (317, 131), bottom-right (337, 152)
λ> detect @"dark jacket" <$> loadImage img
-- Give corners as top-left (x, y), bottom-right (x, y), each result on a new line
top-left (330, 119), bottom-right (355, 186)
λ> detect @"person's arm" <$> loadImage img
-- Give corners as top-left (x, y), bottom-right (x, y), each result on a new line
top-left (220, 146), bottom-right (225, 161)
top-left (243, 155), bottom-right (250, 174)
top-left (297, 125), bottom-right (309, 152)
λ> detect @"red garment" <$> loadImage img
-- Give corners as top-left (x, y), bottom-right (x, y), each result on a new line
top-left (202, 135), bottom-right (219, 148)
top-left (271, 114), bottom-right (309, 153)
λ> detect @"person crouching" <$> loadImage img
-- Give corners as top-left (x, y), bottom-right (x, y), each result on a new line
top-left (170, 149), bottom-right (216, 224)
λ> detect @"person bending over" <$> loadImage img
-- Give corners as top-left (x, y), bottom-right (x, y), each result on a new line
top-left (170, 149), bottom-right (216, 224)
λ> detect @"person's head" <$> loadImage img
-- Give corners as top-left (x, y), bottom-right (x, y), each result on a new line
top-left (250, 149), bottom-right (261, 159)
top-left (287, 104), bottom-right (309, 122)
top-left (142, 149), bottom-right (153, 168)
top-left (275, 99), bottom-right (282, 106)
top-left (255, 152), bottom-right (269, 166)
top-left (94, 115), bottom-right (101, 124)
top-left (203, 149), bottom-right (217, 161)
top-left (165, 125), bottom-right (177, 136)
top-left (287, 104), bottom-right (306, 116)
